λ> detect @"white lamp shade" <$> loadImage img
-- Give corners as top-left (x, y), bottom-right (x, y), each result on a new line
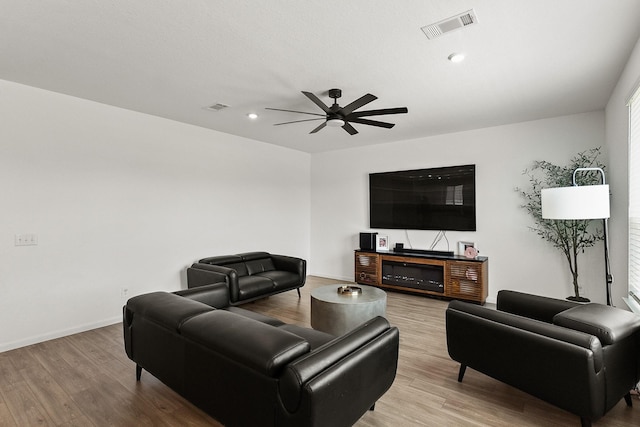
top-left (541, 185), bottom-right (610, 219)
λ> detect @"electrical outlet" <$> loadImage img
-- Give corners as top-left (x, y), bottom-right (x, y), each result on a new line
top-left (15, 234), bottom-right (38, 246)
top-left (121, 288), bottom-right (129, 299)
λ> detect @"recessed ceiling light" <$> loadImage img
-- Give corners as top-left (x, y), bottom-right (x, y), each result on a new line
top-left (247, 113), bottom-right (258, 120)
top-left (448, 53), bottom-right (465, 63)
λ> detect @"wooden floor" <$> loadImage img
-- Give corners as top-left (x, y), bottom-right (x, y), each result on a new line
top-left (1, 276), bottom-right (639, 426)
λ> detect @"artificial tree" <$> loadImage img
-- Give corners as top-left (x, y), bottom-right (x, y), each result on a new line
top-left (517, 147), bottom-right (606, 301)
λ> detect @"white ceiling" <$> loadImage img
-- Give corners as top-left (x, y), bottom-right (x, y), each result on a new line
top-left (2, 1), bottom-right (640, 153)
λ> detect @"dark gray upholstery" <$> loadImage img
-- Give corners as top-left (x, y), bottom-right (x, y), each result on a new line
top-left (123, 282), bottom-right (399, 427)
top-left (446, 290), bottom-right (640, 427)
top-left (187, 251), bottom-right (306, 305)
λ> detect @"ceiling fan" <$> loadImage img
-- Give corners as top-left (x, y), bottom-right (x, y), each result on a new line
top-left (266, 88), bottom-right (408, 135)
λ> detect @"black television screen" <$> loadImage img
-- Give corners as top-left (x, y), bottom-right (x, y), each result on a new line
top-left (369, 165), bottom-right (476, 231)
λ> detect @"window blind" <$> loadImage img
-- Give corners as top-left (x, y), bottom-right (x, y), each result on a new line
top-left (628, 84), bottom-right (640, 313)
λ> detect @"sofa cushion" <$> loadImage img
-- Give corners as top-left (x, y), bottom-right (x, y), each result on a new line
top-left (497, 290), bottom-right (579, 323)
top-left (278, 324), bottom-right (335, 350)
top-left (199, 255), bottom-right (249, 276)
top-left (181, 310), bottom-right (310, 377)
top-left (256, 270), bottom-right (300, 290)
top-left (239, 251), bottom-right (272, 261)
top-left (126, 292), bottom-right (213, 331)
top-left (226, 306), bottom-right (285, 326)
top-left (225, 262), bottom-right (249, 276)
top-left (199, 255), bottom-right (243, 265)
top-left (246, 257), bottom-right (276, 275)
top-left (553, 303), bottom-right (640, 345)
top-left (238, 276), bottom-right (275, 300)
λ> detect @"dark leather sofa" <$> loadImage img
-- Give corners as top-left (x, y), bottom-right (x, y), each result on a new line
top-left (123, 282), bottom-right (399, 427)
top-left (187, 251), bottom-right (306, 305)
top-left (446, 290), bottom-right (640, 427)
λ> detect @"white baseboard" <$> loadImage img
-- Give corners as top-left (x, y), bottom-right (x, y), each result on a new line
top-left (0, 316), bottom-right (122, 353)
top-left (308, 273), bottom-right (353, 282)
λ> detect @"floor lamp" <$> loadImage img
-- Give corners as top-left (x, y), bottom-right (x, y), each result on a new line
top-left (541, 167), bottom-right (612, 305)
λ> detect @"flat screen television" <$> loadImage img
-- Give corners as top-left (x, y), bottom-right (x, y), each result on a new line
top-left (369, 164), bottom-right (476, 231)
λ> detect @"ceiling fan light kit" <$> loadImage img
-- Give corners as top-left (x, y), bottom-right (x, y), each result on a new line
top-left (266, 88), bottom-right (408, 135)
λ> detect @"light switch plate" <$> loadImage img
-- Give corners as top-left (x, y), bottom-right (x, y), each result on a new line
top-left (15, 234), bottom-right (38, 246)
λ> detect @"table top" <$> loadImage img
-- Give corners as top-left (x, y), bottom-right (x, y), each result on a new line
top-left (310, 284), bottom-right (386, 305)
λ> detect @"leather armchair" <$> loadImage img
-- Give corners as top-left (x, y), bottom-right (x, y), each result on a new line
top-left (446, 290), bottom-right (640, 427)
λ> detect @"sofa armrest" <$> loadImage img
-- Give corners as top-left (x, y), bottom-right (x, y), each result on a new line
top-left (271, 254), bottom-right (306, 285)
top-left (553, 303), bottom-right (640, 345)
top-left (446, 300), bottom-right (605, 418)
top-left (187, 263), bottom-right (229, 286)
top-left (181, 310), bottom-right (310, 377)
top-left (174, 282), bottom-right (230, 308)
top-left (278, 316), bottom-right (399, 424)
top-left (497, 290), bottom-right (579, 323)
top-left (188, 263), bottom-right (242, 302)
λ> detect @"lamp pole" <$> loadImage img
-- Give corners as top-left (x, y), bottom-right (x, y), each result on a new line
top-left (572, 168), bottom-right (613, 306)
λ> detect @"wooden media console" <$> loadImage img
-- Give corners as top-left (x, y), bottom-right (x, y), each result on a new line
top-left (355, 250), bottom-right (488, 304)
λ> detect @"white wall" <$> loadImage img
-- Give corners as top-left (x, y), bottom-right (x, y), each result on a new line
top-left (0, 80), bottom-right (310, 352)
top-left (6, 39), bottom-right (638, 351)
top-left (310, 111), bottom-right (607, 304)
top-left (606, 35), bottom-right (640, 307)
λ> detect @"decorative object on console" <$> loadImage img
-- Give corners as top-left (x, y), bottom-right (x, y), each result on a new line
top-left (542, 167), bottom-right (612, 305)
top-left (463, 246), bottom-right (478, 259)
top-left (376, 235), bottom-right (389, 251)
top-left (517, 147), bottom-right (606, 303)
top-left (359, 232), bottom-right (378, 250)
top-left (458, 241), bottom-right (476, 257)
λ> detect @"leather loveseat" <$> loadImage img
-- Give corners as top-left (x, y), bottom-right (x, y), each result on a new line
top-left (123, 282), bottom-right (399, 427)
top-left (446, 290), bottom-right (640, 427)
top-left (187, 251), bottom-right (305, 305)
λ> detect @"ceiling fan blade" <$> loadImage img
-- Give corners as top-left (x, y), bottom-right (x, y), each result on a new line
top-left (302, 91), bottom-right (331, 113)
top-left (265, 107), bottom-right (325, 117)
top-left (310, 122), bottom-right (327, 134)
top-left (274, 118), bottom-right (325, 126)
top-left (342, 122), bottom-right (359, 135)
top-left (340, 93), bottom-right (377, 116)
top-left (347, 107), bottom-right (408, 118)
top-left (348, 118), bottom-right (395, 129)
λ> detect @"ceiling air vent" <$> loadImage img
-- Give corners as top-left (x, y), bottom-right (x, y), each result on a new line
top-left (204, 103), bottom-right (229, 112)
top-left (421, 9), bottom-right (478, 40)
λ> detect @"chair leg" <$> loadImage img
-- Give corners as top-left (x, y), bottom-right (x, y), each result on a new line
top-left (369, 403), bottom-right (375, 411)
top-left (624, 392), bottom-right (633, 407)
top-left (457, 364), bottom-right (467, 382)
top-left (297, 288), bottom-right (301, 298)
top-left (136, 365), bottom-right (142, 381)
top-left (580, 416), bottom-right (591, 427)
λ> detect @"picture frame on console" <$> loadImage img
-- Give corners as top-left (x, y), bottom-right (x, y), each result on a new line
top-left (376, 235), bottom-right (389, 251)
top-left (458, 241), bottom-right (476, 257)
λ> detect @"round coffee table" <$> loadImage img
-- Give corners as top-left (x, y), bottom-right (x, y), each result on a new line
top-left (310, 284), bottom-right (387, 335)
